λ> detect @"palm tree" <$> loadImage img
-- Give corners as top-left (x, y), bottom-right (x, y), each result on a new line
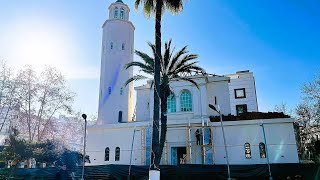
top-left (125, 39), bottom-right (205, 168)
top-left (134, 0), bottom-right (185, 170)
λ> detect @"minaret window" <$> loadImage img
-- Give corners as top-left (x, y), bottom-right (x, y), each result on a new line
top-left (110, 42), bottom-right (113, 49)
top-left (120, 7), bottom-right (124, 19)
top-left (122, 43), bottom-right (125, 50)
top-left (120, 87), bottom-right (123, 95)
top-left (114, 7), bottom-right (119, 18)
top-left (115, 147), bottom-right (120, 161)
top-left (108, 87), bottom-right (111, 95)
top-left (105, 147), bottom-right (110, 161)
top-left (118, 111), bottom-right (122, 123)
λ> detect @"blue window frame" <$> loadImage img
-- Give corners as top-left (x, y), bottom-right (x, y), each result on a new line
top-left (167, 93), bottom-right (176, 113)
top-left (120, 7), bottom-right (124, 19)
top-left (114, 7), bottom-right (119, 18)
top-left (180, 90), bottom-right (192, 112)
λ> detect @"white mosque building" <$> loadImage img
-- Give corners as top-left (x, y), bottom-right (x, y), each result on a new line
top-left (86, 0), bottom-right (299, 166)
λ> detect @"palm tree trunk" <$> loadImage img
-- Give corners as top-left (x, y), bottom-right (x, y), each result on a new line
top-left (151, 0), bottom-right (162, 169)
top-left (157, 83), bottom-right (170, 166)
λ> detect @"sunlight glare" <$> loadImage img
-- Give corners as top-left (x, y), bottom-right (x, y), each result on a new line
top-left (6, 18), bottom-right (74, 71)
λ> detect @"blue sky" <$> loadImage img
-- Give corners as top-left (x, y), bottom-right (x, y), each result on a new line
top-left (0, 0), bottom-right (319, 117)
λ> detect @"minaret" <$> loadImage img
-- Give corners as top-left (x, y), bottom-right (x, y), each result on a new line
top-left (97, 0), bottom-right (134, 124)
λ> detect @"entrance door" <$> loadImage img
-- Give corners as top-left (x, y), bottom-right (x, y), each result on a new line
top-left (171, 147), bottom-right (187, 165)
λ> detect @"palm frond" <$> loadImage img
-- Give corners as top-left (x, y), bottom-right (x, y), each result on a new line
top-left (176, 65), bottom-right (206, 77)
top-left (124, 61), bottom-right (153, 73)
top-left (143, 0), bottom-right (155, 16)
top-left (147, 42), bottom-right (157, 61)
top-left (163, 39), bottom-right (174, 74)
top-left (134, 0), bottom-right (142, 10)
top-left (127, 39), bottom-right (205, 91)
top-left (164, 0), bottom-right (184, 14)
top-left (140, 69), bottom-right (154, 75)
top-left (124, 75), bottom-right (149, 87)
top-left (169, 54), bottom-right (198, 74)
top-left (168, 45), bottom-right (188, 72)
top-left (171, 61), bottom-right (198, 75)
top-left (172, 75), bottom-right (200, 89)
top-left (135, 50), bottom-right (154, 67)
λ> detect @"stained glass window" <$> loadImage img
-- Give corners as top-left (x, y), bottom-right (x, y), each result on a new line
top-left (259, 142), bottom-right (266, 158)
top-left (244, 142), bottom-right (251, 159)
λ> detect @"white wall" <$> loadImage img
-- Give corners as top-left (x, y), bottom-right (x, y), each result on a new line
top-left (206, 76), bottom-right (231, 116)
top-left (87, 125), bottom-right (143, 166)
top-left (87, 118), bottom-right (299, 166)
top-left (135, 76), bottom-right (232, 122)
top-left (226, 71), bottom-right (258, 115)
top-left (213, 118), bottom-right (299, 165)
top-left (135, 85), bottom-right (151, 122)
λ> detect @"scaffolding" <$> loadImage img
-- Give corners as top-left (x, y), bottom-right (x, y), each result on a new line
top-left (137, 120), bottom-right (214, 165)
top-left (175, 120), bottom-right (214, 165)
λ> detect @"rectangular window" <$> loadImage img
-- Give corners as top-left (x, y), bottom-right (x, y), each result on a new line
top-left (214, 96), bottom-right (217, 105)
top-left (236, 104), bottom-right (247, 115)
top-left (234, 88), bottom-right (246, 99)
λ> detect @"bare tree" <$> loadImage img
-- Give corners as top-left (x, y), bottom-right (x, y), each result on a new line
top-left (0, 61), bottom-right (18, 134)
top-left (53, 112), bottom-right (85, 151)
top-left (274, 102), bottom-right (293, 116)
top-left (295, 73), bottom-right (320, 162)
top-left (14, 66), bottom-right (75, 142)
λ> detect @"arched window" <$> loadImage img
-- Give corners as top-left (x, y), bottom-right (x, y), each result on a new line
top-left (114, 7), bottom-right (119, 18)
top-left (110, 42), bottom-right (113, 49)
top-left (122, 43), bottom-right (125, 50)
top-left (120, 7), bottom-right (124, 19)
top-left (115, 147), bottom-right (120, 161)
top-left (118, 111), bottom-right (122, 123)
top-left (108, 87), bottom-right (112, 95)
top-left (167, 93), bottom-right (176, 113)
top-left (259, 142), bottom-right (266, 158)
top-left (244, 142), bottom-right (251, 159)
top-left (120, 87), bottom-right (123, 95)
top-left (180, 90), bottom-right (192, 112)
top-left (105, 147), bottom-right (110, 161)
